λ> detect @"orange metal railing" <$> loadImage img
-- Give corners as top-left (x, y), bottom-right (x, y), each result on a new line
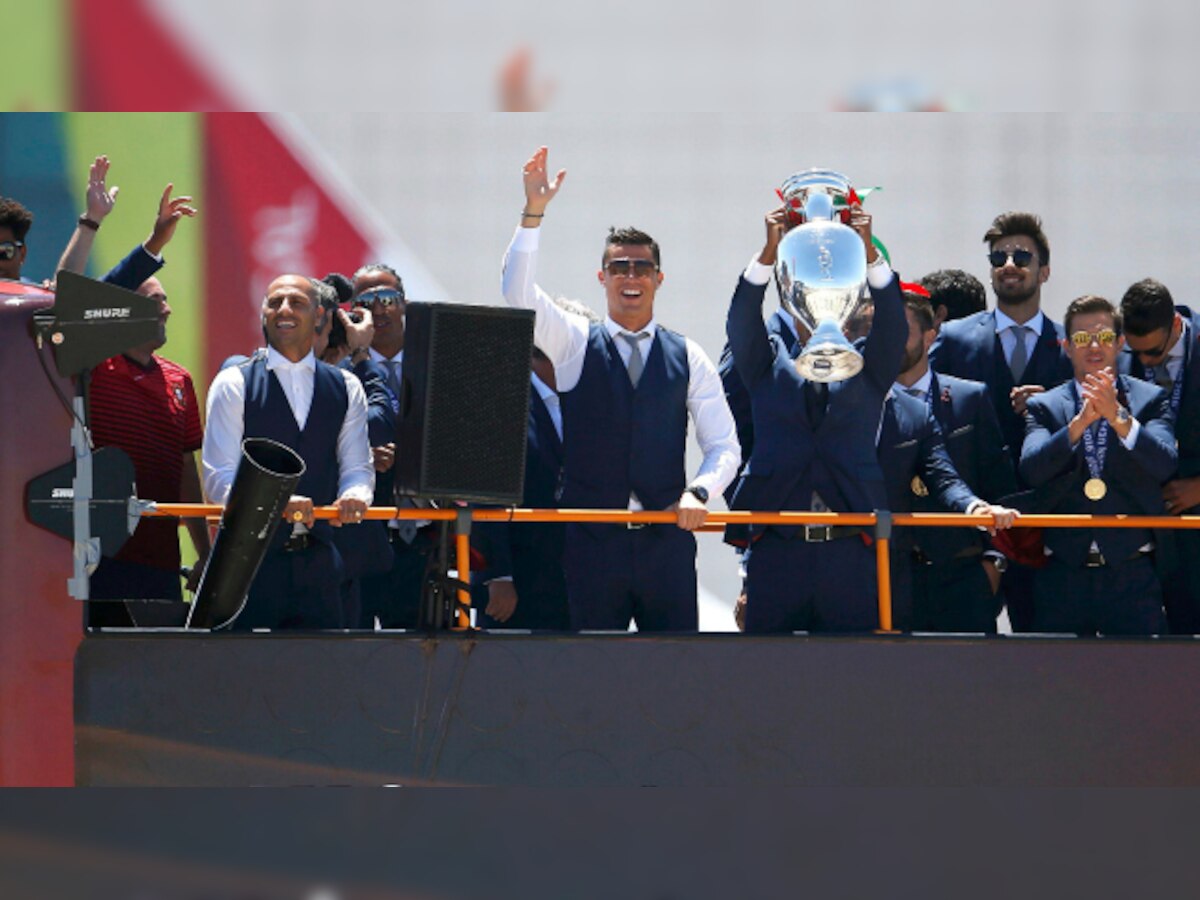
top-left (146, 503), bottom-right (1200, 632)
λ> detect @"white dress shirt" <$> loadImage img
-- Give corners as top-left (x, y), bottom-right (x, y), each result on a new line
top-left (202, 346), bottom-right (375, 506)
top-left (502, 226), bottom-right (741, 504)
top-left (532, 372), bottom-right (563, 440)
top-left (994, 307), bottom-right (1044, 368)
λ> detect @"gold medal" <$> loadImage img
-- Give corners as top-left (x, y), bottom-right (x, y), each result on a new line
top-left (911, 476), bottom-right (929, 497)
top-left (1084, 478), bottom-right (1108, 501)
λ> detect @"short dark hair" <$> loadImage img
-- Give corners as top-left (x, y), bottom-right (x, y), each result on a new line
top-left (1120, 278), bottom-right (1175, 337)
top-left (322, 272), bottom-right (354, 304)
top-left (1064, 294), bottom-right (1122, 337)
top-left (603, 226), bottom-right (660, 268)
top-left (903, 294), bottom-right (936, 332)
top-left (352, 262), bottom-right (405, 298)
top-left (984, 211), bottom-right (1050, 266)
top-left (920, 268), bottom-right (986, 322)
top-left (0, 197), bottom-right (34, 242)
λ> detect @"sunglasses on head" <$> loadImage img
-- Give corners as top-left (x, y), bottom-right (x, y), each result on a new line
top-left (605, 258), bottom-right (658, 278)
top-left (0, 240), bottom-right (24, 261)
top-left (353, 288), bottom-right (405, 309)
top-left (1070, 329), bottom-right (1118, 348)
top-left (988, 248), bottom-right (1035, 269)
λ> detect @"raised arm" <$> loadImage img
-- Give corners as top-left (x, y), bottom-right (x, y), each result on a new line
top-left (56, 155), bottom-right (119, 277)
top-left (727, 207), bottom-right (790, 389)
top-left (501, 146), bottom-right (588, 387)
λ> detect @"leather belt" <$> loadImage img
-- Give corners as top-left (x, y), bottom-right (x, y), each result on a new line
top-left (912, 545), bottom-right (983, 566)
top-left (1085, 549), bottom-right (1149, 568)
top-left (281, 533), bottom-right (313, 553)
top-left (803, 525), bottom-right (865, 543)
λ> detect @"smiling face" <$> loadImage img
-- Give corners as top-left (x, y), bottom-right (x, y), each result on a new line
top-left (262, 275), bottom-right (318, 361)
top-left (1066, 309), bottom-right (1124, 381)
top-left (598, 243), bottom-right (662, 330)
top-left (989, 234), bottom-right (1049, 308)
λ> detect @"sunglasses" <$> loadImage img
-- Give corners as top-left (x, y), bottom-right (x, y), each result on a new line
top-left (605, 258), bottom-right (658, 278)
top-left (988, 248), bottom-right (1035, 269)
top-left (0, 240), bottom-right (24, 261)
top-left (353, 288), bottom-right (405, 309)
top-left (1070, 329), bottom-right (1118, 348)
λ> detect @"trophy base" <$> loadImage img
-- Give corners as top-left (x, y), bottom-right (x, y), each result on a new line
top-left (795, 326), bottom-right (864, 383)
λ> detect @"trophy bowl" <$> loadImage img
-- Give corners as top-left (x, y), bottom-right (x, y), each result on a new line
top-left (775, 170), bottom-right (869, 383)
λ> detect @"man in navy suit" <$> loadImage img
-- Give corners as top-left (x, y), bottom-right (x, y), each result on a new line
top-left (1020, 295), bottom-right (1177, 635)
top-left (473, 345), bottom-right (569, 630)
top-left (929, 211), bottom-right (1073, 632)
top-left (889, 292), bottom-right (1018, 632)
top-left (503, 146), bottom-right (740, 633)
top-left (726, 202), bottom-right (902, 633)
top-left (1121, 278), bottom-right (1200, 633)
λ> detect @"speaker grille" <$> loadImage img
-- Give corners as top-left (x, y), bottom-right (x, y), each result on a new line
top-left (399, 303), bottom-right (534, 504)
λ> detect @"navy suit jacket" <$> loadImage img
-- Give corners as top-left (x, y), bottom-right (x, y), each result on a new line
top-left (1019, 376), bottom-right (1177, 566)
top-left (1123, 306), bottom-right (1200, 488)
top-left (333, 357), bottom-right (397, 579)
top-left (719, 308), bottom-right (800, 477)
top-left (473, 384), bottom-right (568, 626)
top-left (725, 270), bottom-right (905, 541)
top-left (912, 372), bottom-right (1018, 563)
top-left (930, 309), bottom-right (1073, 478)
top-left (101, 244), bottom-right (163, 292)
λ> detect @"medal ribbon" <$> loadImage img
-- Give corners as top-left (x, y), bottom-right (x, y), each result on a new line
top-left (1075, 384), bottom-right (1110, 482)
top-left (1168, 321), bottom-right (1190, 415)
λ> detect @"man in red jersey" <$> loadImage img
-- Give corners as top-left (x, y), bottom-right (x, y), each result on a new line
top-left (52, 155), bottom-right (207, 627)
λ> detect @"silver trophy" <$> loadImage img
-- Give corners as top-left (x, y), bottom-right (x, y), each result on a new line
top-left (775, 169), bottom-right (869, 382)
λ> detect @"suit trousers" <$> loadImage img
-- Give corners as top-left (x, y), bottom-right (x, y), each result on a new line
top-left (563, 524), bottom-right (698, 632)
top-left (744, 532), bottom-right (878, 634)
top-left (1032, 553), bottom-right (1166, 636)
top-left (234, 539), bottom-right (345, 631)
top-left (359, 532), bottom-right (431, 629)
top-left (1160, 529), bottom-right (1200, 634)
top-left (912, 555), bottom-right (1000, 634)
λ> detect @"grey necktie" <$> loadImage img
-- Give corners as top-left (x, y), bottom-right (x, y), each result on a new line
top-left (1008, 325), bottom-right (1031, 381)
top-left (618, 332), bottom-right (650, 387)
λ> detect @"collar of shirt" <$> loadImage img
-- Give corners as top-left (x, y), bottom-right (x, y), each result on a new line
top-left (531, 372), bottom-right (557, 403)
top-left (368, 347), bottom-right (403, 365)
top-left (605, 316), bottom-right (658, 341)
top-left (895, 368), bottom-right (933, 398)
top-left (994, 306), bottom-right (1045, 338)
top-left (265, 346), bottom-right (316, 373)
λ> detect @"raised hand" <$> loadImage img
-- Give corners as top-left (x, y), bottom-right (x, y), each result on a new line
top-left (144, 183), bottom-right (197, 256)
top-left (758, 205), bottom-right (790, 266)
top-left (848, 202), bottom-right (878, 263)
top-left (85, 155), bottom-right (119, 223)
top-left (1082, 367), bottom-right (1120, 423)
top-left (522, 146), bottom-right (566, 217)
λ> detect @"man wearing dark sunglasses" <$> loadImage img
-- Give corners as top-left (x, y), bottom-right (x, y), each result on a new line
top-left (1020, 295), bottom-right (1176, 635)
top-left (0, 196), bottom-right (34, 282)
top-left (1121, 278), bottom-right (1200, 633)
top-left (929, 211), bottom-right (1073, 633)
top-left (502, 146), bottom-right (740, 633)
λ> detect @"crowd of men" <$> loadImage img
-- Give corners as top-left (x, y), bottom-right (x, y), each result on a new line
top-left (6, 146), bottom-right (1200, 637)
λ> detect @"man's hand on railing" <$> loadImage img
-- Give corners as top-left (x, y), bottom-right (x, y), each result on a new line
top-left (977, 503), bottom-right (1020, 536)
top-left (671, 492), bottom-right (709, 531)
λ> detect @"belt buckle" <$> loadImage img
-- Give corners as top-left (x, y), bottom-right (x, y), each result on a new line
top-left (1085, 552), bottom-right (1106, 568)
top-left (804, 524), bottom-right (832, 542)
top-left (627, 521), bottom-right (647, 530)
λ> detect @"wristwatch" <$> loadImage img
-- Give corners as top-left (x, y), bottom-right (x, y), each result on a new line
top-left (685, 485), bottom-right (709, 504)
top-left (984, 553), bottom-right (1009, 574)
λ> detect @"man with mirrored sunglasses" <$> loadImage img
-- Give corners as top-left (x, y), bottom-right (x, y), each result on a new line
top-left (502, 146), bottom-right (740, 633)
top-left (348, 263), bottom-right (433, 629)
top-left (929, 211), bottom-right (1073, 633)
top-left (1020, 295), bottom-right (1176, 635)
top-left (1121, 278), bottom-right (1200, 632)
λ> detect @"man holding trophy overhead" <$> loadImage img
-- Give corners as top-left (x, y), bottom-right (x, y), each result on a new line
top-left (725, 170), bottom-right (907, 634)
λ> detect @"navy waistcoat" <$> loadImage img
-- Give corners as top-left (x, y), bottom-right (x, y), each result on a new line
top-left (560, 325), bottom-right (689, 511)
top-left (240, 353), bottom-right (348, 547)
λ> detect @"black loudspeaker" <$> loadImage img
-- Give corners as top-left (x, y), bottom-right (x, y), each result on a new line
top-left (397, 302), bottom-right (535, 504)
